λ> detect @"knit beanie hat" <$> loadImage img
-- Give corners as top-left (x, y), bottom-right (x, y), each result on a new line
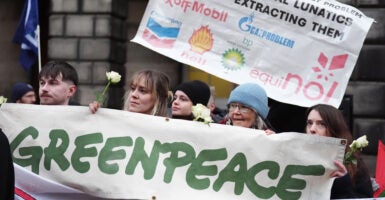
top-left (175, 80), bottom-right (211, 105)
top-left (227, 83), bottom-right (269, 119)
top-left (11, 82), bottom-right (34, 102)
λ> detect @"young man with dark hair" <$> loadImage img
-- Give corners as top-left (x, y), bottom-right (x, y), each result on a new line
top-left (39, 61), bottom-right (79, 105)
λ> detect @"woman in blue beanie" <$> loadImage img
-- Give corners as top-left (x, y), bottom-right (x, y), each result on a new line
top-left (224, 83), bottom-right (275, 134)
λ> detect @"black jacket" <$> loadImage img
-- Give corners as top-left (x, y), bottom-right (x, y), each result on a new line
top-left (331, 171), bottom-right (373, 199)
top-left (0, 129), bottom-right (14, 200)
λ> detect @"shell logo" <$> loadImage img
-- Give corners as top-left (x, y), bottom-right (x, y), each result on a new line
top-left (188, 25), bottom-right (213, 54)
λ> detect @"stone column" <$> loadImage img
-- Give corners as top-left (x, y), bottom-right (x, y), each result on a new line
top-left (48, 0), bottom-right (128, 108)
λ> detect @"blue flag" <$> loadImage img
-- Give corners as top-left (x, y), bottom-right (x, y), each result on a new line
top-left (13, 0), bottom-right (39, 72)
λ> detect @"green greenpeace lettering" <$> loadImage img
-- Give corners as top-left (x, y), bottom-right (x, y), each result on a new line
top-left (276, 165), bottom-right (325, 199)
top-left (125, 137), bottom-right (161, 179)
top-left (214, 153), bottom-right (249, 195)
top-left (161, 142), bottom-right (196, 183)
top-left (10, 126), bottom-right (326, 199)
top-left (72, 133), bottom-right (103, 173)
top-left (187, 148), bottom-right (227, 189)
top-left (10, 126), bottom-right (42, 174)
top-left (44, 129), bottom-right (70, 171)
top-left (99, 136), bottom-right (133, 174)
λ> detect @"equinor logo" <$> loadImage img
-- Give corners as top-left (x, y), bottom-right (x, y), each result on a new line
top-left (312, 53), bottom-right (348, 81)
top-left (249, 52), bottom-right (348, 103)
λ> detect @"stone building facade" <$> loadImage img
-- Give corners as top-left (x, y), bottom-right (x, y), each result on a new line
top-left (47, 0), bottom-right (130, 108)
top-left (341, 0), bottom-right (385, 174)
top-left (0, 0), bottom-right (384, 175)
top-left (46, 0), bottom-right (180, 108)
top-left (0, 0), bottom-right (28, 96)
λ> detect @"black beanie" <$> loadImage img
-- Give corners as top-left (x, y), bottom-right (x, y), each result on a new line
top-left (175, 80), bottom-right (211, 105)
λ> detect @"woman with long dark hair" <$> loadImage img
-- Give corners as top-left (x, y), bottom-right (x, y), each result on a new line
top-left (306, 104), bottom-right (373, 198)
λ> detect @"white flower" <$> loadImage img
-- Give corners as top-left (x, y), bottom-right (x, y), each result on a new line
top-left (96, 70), bottom-right (122, 105)
top-left (106, 71), bottom-right (121, 84)
top-left (0, 96), bottom-right (7, 105)
top-left (344, 135), bottom-right (369, 166)
top-left (192, 104), bottom-right (213, 124)
top-left (350, 135), bottom-right (369, 150)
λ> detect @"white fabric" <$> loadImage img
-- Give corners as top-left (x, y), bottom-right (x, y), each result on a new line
top-left (0, 103), bottom-right (347, 199)
top-left (132, 0), bottom-right (373, 108)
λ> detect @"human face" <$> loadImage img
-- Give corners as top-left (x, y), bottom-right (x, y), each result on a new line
top-left (172, 90), bottom-right (193, 117)
top-left (306, 109), bottom-right (330, 137)
top-left (128, 77), bottom-right (156, 114)
top-left (17, 91), bottom-right (36, 104)
top-left (228, 103), bottom-right (256, 128)
top-left (39, 73), bottom-right (76, 105)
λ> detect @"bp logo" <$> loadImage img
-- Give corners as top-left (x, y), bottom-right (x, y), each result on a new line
top-left (312, 52), bottom-right (348, 81)
top-left (221, 48), bottom-right (245, 71)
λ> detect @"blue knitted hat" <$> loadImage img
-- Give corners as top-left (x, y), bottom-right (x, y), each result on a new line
top-left (227, 83), bottom-right (269, 119)
top-left (11, 82), bottom-right (34, 102)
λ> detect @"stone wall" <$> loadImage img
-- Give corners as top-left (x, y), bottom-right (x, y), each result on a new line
top-left (48, 0), bottom-right (128, 108)
top-left (47, 0), bottom-right (181, 107)
top-left (342, 0), bottom-right (385, 175)
top-left (0, 0), bottom-right (30, 98)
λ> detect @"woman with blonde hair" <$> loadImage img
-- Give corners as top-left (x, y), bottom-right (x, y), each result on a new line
top-left (90, 69), bottom-right (172, 117)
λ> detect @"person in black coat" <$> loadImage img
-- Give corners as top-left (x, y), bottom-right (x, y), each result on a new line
top-left (0, 128), bottom-right (14, 199)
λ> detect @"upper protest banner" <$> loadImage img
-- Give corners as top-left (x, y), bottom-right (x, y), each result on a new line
top-left (131, 0), bottom-right (374, 108)
top-left (0, 103), bottom-right (346, 199)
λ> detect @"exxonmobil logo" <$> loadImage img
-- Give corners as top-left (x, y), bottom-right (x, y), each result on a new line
top-left (249, 52), bottom-right (348, 103)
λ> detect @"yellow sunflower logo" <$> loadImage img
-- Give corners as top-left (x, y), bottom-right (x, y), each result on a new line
top-left (221, 48), bottom-right (245, 71)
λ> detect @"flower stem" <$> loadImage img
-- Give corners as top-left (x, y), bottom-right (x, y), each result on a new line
top-left (101, 81), bottom-right (111, 97)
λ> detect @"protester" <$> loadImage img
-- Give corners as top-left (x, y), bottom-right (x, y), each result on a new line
top-left (39, 61), bottom-right (78, 105)
top-left (306, 104), bottom-right (373, 198)
top-left (267, 99), bottom-right (307, 133)
top-left (11, 82), bottom-right (36, 104)
top-left (207, 86), bottom-right (227, 123)
top-left (222, 83), bottom-right (275, 134)
top-left (171, 80), bottom-right (211, 120)
top-left (90, 69), bottom-right (172, 117)
top-left (0, 129), bottom-right (14, 199)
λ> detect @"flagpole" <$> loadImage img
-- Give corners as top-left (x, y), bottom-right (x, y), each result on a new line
top-left (37, 24), bottom-right (41, 72)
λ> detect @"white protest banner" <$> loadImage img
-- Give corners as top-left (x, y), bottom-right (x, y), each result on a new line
top-left (14, 164), bottom-right (100, 200)
top-left (131, 0), bottom-right (374, 108)
top-left (1, 103), bottom-right (345, 199)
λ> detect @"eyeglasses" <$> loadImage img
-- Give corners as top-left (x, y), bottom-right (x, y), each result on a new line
top-left (228, 103), bottom-right (252, 113)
